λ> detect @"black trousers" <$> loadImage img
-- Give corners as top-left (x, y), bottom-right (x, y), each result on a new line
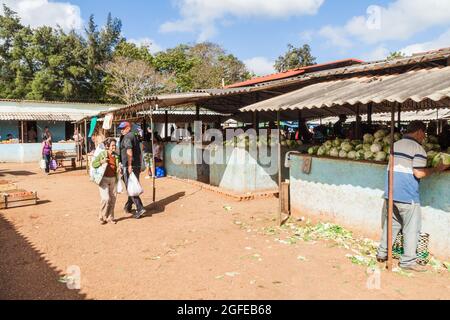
top-left (122, 167), bottom-right (144, 212)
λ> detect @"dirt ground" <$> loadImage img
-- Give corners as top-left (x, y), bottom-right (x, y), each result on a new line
top-left (0, 163), bottom-right (449, 300)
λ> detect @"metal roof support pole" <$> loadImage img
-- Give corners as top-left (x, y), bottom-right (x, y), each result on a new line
top-left (277, 109), bottom-right (283, 226)
top-left (255, 111), bottom-right (260, 137)
top-left (150, 102), bottom-right (156, 204)
top-left (84, 119), bottom-right (88, 174)
top-left (356, 105), bottom-right (361, 140)
top-left (368, 103), bottom-right (373, 126)
top-left (386, 102), bottom-right (396, 272)
top-left (298, 110), bottom-right (303, 139)
top-left (20, 120), bottom-right (24, 144)
top-left (165, 110), bottom-right (169, 139)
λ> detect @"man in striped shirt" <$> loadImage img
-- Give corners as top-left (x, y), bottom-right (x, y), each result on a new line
top-left (377, 121), bottom-right (449, 272)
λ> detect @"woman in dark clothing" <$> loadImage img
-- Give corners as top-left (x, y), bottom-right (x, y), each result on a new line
top-left (41, 137), bottom-right (52, 174)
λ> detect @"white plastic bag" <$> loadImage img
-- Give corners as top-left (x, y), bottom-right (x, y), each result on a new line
top-left (116, 179), bottom-right (124, 194)
top-left (39, 159), bottom-right (46, 170)
top-left (127, 172), bottom-right (143, 197)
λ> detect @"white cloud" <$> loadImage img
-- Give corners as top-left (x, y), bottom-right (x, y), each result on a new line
top-left (0, 0), bottom-right (83, 30)
top-left (160, 0), bottom-right (325, 41)
top-left (361, 46), bottom-right (390, 62)
top-left (400, 29), bottom-right (450, 56)
top-left (318, 25), bottom-right (352, 48)
top-left (128, 38), bottom-right (164, 54)
top-left (244, 57), bottom-right (276, 76)
top-left (318, 0), bottom-right (450, 46)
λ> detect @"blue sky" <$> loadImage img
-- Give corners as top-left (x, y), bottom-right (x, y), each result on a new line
top-left (4, 0), bottom-right (450, 75)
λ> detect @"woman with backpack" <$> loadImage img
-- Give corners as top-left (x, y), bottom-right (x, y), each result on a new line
top-left (91, 138), bottom-right (120, 225)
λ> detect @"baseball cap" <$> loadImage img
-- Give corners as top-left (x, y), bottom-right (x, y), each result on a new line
top-left (118, 121), bottom-right (130, 129)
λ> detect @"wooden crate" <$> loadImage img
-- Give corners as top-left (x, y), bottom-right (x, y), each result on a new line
top-left (1, 189), bottom-right (38, 209)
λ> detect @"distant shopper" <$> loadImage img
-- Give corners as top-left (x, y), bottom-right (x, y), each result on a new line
top-left (118, 122), bottom-right (146, 219)
top-left (6, 133), bottom-right (13, 140)
top-left (27, 127), bottom-right (37, 143)
top-left (333, 114), bottom-right (347, 138)
top-left (438, 121), bottom-right (450, 150)
top-left (42, 127), bottom-right (52, 141)
top-left (42, 137), bottom-right (52, 174)
top-left (92, 138), bottom-right (120, 225)
top-left (376, 121), bottom-right (449, 272)
top-left (146, 136), bottom-right (164, 178)
top-left (73, 128), bottom-right (84, 161)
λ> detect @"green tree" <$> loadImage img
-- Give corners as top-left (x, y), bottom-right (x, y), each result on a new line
top-left (274, 44), bottom-right (316, 72)
top-left (387, 51), bottom-right (406, 60)
top-left (114, 40), bottom-right (153, 64)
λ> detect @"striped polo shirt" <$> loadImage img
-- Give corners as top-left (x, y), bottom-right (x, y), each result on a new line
top-left (384, 137), bottom-right (427, 204)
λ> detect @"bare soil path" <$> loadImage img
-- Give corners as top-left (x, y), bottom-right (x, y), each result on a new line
top-left (0, 163), bottom-right (449, 300)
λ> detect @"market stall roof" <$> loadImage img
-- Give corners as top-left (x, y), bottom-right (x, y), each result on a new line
top-left (308, 109), bottom-right (450, 125)
top-left (239, 66), bottom-right (450, 119)
top-left (0, 99), bottom-right (121, 122)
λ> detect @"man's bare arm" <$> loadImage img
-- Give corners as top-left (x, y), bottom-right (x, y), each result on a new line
top-left (413, 162), bottom-right (449, 179)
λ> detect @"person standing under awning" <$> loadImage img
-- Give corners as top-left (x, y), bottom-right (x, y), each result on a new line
top-left (376, 121), bottom-right (449, 272)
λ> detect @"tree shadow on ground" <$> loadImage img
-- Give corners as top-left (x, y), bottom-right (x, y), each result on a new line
top-left (0, 215), bottom-right (86, 300)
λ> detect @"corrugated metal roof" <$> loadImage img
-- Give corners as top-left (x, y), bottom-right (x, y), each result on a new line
top-left (0, 112), bottom-right (89, 121)
top-left (226, 58), bottom-right (363, 88)
top-left (0, 99), bottom-right (122, 107)
top-left (240, 67), bottom-right (450, 117)
top-left (309, 109), bottom-right (450, 124)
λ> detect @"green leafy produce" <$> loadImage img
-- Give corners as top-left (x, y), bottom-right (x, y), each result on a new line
top-left (374, 151), bottom-right (387, 162)
top-left (355, 150), bottom-right (365, 160)
top-left (339, 150), bottom-right (348, 158)
top-left (347, 151), bottom-right (357, 159)
top-left (383, 145), bottom-right (391, 154)
top-left (364, 151), bottom-right (374, 160)
top-left (317, 146), bottom-right (327, 156)
top-left (355, 144), bottom-right (364, 151)
top-left (363, 134), bottom-right (374, 144)
top-left (340, 142), bottom-right (354, 152)
top-left (351, 140), bottom-right (362, 147)
top-left (370, 143), bottom-right (383, 153)
top-left (362, 144), bottom-right (372, 152)
top-left (333, 138), bottom-right (342, 147)
top-left (394, 132), bottom-right (402, 141)
top-left (330, 147), bottom-right (339, 157)
top-left (374, 129), bottom-right (387, 139)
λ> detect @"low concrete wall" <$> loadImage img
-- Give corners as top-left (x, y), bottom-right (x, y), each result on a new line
top-left (289, 154), bottom-right (450, 258)
top-left (0, 143), bottom-right (76, 163)
top-left (164, 142), bottom-right (289, 193)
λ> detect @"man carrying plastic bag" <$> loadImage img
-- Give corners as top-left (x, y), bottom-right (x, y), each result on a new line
top-left (118, 121), bottom-right (146, 219)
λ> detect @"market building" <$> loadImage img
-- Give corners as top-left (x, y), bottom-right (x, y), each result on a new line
top-left (0, 99), bottom-right (120, 163)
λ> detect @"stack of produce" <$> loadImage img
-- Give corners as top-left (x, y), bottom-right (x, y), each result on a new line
top-left (308, 130), bottom-right (450, 167)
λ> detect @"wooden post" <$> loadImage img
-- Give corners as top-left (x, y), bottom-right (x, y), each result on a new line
top-left (387, 103), bottom-right (396, 272)
top-left (397, 104), bottom-right (401, 130)
top-left (165, 110), bottom-right (169, 139)
top-left (277, 110), bottom-right (282, 226)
